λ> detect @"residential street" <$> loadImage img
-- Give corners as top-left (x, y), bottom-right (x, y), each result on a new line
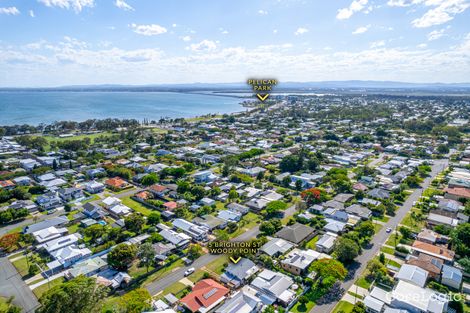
top-left (0, 257), bottom-right (39, 313)
top-left (145, 204), bottom-right (298, 296)
top-left (309, 158), bottom-right (448, 313)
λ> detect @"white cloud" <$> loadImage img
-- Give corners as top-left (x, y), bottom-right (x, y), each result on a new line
top-left (273, 29), bottom-right (278, 34)
top-left (352, 24), bottom-right (371, 34)
top-left (219, 28), bottom-right (229, 35)
top-left (172, 23), bottom-right (177, 28)
top-left (427, 27), bottom-right (447, 40)
top-left (412, 0), bottom-right (470, 28)
top-left (387, 0), bottom-right (414, 7)
top-left (258, 9), bottom-right (268, 15)
top-left (29, 10), bottom-right (35, 17)
top-left (181, 36), bottom-right (191, 42)
top-left (129, 23), bottom-right (167, 36)
top-left (294, 27), bottom-right (309, 35)
top-left (0, 7), bottom-right (20, 15)
top-left (370, 40), bottom-right (386, 48)
top-left (38, 0), bottom-right (94, 13)
top-left (187, 40), bottom-right (217, 52)
top-left (336, 0), bottom-right (368, 20)
top-left (115, 0), bottom-right (134, 11)
top-left (417, 43), bottom-right (428, 48)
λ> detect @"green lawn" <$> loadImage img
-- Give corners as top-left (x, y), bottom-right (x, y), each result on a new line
top-left (355, 276), bottom-right (372, 290)
top-left (228, 212), bottom-right (260, 238)
top-left (33, 277), bottom-right (65, 298)
top-left (0, 296), bottom-right (11, 312)
top-left (81, 194), bottom-right (100, 204)
top-left (374, 223), bottom-right (383, 233)
top-left (332, 301), bottom-right (354, 313)
top-left (39, 132), bottom-right (113, 151)
top-left (121, 196), bottom-right (153, 216)
top-left (12, 256), bottom-right (29, 277)
top-left (373, 215), bottom-right (390, 223)
top-left (401, 213), bottom-right (425, 232)
top-left (155, 282), bottom-right (188, 300)
top-left (67, 223), bottom-right (80, 234)
top-left (386, 258), bottom-right (402, 268)
top-left (291, 300), bottom-right (315, 313)
top-left (205, 255), bottom-right (228, 275)
top-left (380, 246), bottom-right (395, 255)
top-left (187, 269), bottom-right (207, 283)
top-left (129, 260), bottom-right (155, 278)
top-left (305, 235), bottom-right (320, 250)
top-left (385, 233), bottom-right (402, 247)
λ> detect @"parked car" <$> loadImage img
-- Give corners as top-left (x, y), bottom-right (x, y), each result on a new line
top-left (184, 267), bottom-right (195, 276)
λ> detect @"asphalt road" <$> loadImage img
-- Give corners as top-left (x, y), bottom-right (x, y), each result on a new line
top-left (310, 158), bottom-right (448, 313)
top-left (145, 204), bottom-right (298, 296)
top-left (0, 257), bottom-right (39, 313)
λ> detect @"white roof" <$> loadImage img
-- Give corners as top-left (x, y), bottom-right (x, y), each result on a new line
top-left (109, 204), bottom-right (132, 215)
top-left (103, 196), bottom-right (122, 206)
top-left (392, 280), bottom-right (448, 313)
top-left (396, 264), bottom-right (429, 287)
top-left (32, 226), bottom-right (68, 243)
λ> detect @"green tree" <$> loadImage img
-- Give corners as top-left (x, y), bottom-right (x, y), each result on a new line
top-left (188, 244), bottom-right (203, 260)
top-left (124, 213), bottom-right (145, 233)
top-left (356, 221), bottom-right (375, 240)
top-left (265, 200), bottom-right (287, 217)
top-left (118, 288), bottom-right (152, 313)
top-left (147, 211), bottom-right (161, 225)
top-left (138, 242), bottom-right (155, 272)
top-left (309, 258), bottom-right (347, 281)
top-left (334, 237), bottom-right (360, 263)
top-left (451, 223), bottom-right (470, 257)
top-left (37, 276), bottom-right (107, 313)
top-left (228, 189), bottom-right (238, 202)
top-left (108, 243), bottom-right (137, 271)
top-left (141, 173), bottom-right (159, 186)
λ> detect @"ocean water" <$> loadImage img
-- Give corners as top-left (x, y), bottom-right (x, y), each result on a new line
top-left (0, 91), bottom-right (245, 125)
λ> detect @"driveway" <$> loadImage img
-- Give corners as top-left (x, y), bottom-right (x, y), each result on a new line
top-left (309, 159), bottom-right (448, 313)
top-left (0, 257), bottom-right (39, 313)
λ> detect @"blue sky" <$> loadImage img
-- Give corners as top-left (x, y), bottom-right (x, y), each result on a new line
top-left (0, 0), bottom-right (469, 86)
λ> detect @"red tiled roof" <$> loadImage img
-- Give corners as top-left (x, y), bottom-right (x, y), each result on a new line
top-left (0, 180), bottom-right (15, 188)
top-left (135, 191), bottom-right (151, 200)
top-left (444, 187), bottom-right (470, 199)
top-left (105, 177), bottom-right (127, 188)
top-left (149, 184), bottom-right (167, 193)
top-left (411, 240), bottom-right (455, 261)
top-left (180, 279), bottom-right (229, 313)
top-left (163, 201), bottom-right (178, 210)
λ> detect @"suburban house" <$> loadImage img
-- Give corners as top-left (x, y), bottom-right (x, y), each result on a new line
top-left (440, 265), bottom-right (462, 290)
top-left (260, 238), bottom-right (294, 257)
top-left (172, 218), bottom-right (208, 241)
top-left (275, 222), bottom-right (316, 245)
top-left (220, 258), bottom-right (259, 287)
top-left (58, 187), bottom-right (84, 202)
top-left (84, 181), bottom-right (105, 194)
top-left (250, 269), bottom-right (295, 306)
top-left (179, 279), bottom-right (229, 313)
top-left (280, 248), bottom-right (320, 275)
top-left (65, 256), bottom-right (108, 279)
top-left (411, 241), bottom-right (455, 264)
top-left (32, 226), bottom-right (68, 244)
top-left (214, 290), bottom-right (262, 313)
top-left (158, 224), bottom-right (191, 248)
top-left (24, 216), bottom-right (69, 234)
top-left (315, 232), bottom-right (338, 254)
top-left (105, 177), bottom-right (128, 190)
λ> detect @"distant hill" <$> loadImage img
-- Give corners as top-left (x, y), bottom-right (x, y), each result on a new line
top-left (1, 80), bottom-right (470, 93)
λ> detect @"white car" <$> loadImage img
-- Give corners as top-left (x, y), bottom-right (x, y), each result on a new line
top-left (184, 267), bottom-right (195, 276)
top-left (386, 227), bottom-right (392, 233)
